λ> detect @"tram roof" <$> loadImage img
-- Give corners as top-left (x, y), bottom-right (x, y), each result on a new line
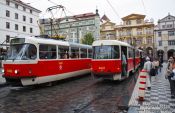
top-left (17, 36), bottom-right (92, 48)
top-left (92, 40), bottom-right (131, 47)
top-left (69, 43), bottom-right (92, 49)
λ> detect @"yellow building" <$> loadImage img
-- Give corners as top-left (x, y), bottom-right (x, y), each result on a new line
top-left (116, 14), bottom-right (154, 58)
top-left (100, 15), bottom-right (116, 40)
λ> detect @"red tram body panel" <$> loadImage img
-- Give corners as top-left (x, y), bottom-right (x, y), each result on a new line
top-left (92, 60), bottom-right (121, 75)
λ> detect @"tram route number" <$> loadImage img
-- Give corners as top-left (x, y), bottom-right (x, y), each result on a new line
top-left (7, 69), bottom-right (12, 73)
top-left (99, 67), bottom-right (105, 70)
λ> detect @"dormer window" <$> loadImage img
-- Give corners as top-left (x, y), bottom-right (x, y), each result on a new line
top-left (136, 19), bottom-right (142, 24)
top-left (126, 20), bottom-right (131, 25)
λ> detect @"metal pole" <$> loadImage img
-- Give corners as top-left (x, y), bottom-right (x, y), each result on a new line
top-left (77, 27), bottom-right (79, 43)
top-left (50, 19), bottom-right (53, 38)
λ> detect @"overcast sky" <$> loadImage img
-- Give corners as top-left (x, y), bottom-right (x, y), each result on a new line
top-left (21, 0), bottom-right (175, 24)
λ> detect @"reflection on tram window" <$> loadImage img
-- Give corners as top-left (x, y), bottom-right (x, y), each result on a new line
top-left (88, 49), bottom-right (92, 58)
top-left (80, 48), bottom-right (87, 58)
top-left (70, 47), bottom-right (79, 59)
top-left (7, 44), bottom-right (37, 60)
top-left (93, 45), bottom-right (119, 59)
top-left (39, 44), bottom-right (56, 59)
top-left (58, 46), bottom-right (69, 59)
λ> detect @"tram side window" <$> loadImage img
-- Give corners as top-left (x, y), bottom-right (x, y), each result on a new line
top-left (58, 46), bottom-right (69, 59)
top-left (112, 46), bottom-right (120, 59)
top-left (71, 47), bottom-right (79, 59)
top-left (80, 48), bottom-right (87, 58)
top-left (128, 48), bottom-right (133, 58)
top-left (39, 44), bottom-right (56, 59)
top-left (27, 44), bottom-right (37, 60)
top-left (88, 49), bottom-right (92, 58)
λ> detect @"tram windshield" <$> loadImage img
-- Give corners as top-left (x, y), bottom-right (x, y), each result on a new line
top-left (7, 44), bottom-right (37, 60)
top-left (93, 45), bottom-right (120, 59)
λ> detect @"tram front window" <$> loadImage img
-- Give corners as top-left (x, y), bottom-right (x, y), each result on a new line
top-left (93, 45), bottom-right (119, 59)
top-left (7, 44), bottom-right (37, 60)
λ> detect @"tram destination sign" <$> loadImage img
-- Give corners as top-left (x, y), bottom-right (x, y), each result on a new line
top-left (10, 38), bottom-right (25, 44)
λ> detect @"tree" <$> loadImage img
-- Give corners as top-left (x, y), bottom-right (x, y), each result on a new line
top-left (81, 33), bottom-right (94, 45)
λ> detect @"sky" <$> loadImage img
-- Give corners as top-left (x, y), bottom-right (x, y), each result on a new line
top-left (21, 0), bottom-right (175, 24)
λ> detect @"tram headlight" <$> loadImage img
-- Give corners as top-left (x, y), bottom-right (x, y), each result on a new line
top-left (14, 70), bottom-right (19, 74)
top-left (1, 69), bottom-right (4, 73)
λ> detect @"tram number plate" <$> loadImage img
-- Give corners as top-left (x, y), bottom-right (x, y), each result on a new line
top-left (99, 67), bottom-right (105, 70)
top-left (7, 69), bottom-right (12, 73)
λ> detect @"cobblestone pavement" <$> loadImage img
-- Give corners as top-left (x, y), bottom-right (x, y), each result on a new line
top-left (0, 71), bottom-right (138, 113)
top-left (128, 63), bottom-right (175, 113)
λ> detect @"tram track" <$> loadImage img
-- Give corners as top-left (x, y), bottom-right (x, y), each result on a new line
top-left (0, 71), bottom-right (139, 113)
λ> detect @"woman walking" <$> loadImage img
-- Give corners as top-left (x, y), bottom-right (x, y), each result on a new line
top-left (166, 57), bottom-right (175, 98)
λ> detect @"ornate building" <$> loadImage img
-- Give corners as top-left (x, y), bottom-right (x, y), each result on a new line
top-left (155, 13), bottom-right (175, 61)
top-left (100, 14), bottom-right (116, 40)
top-left (115, 14), bottom-right (154, 58)
top-left (40, 9), bottom-right (100, 43)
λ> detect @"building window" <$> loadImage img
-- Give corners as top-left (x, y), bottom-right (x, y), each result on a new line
top-left (162, 25), bottom-right (165, 28)
top-left (6, 35), bottom-right (10, 43)
top-left (30, 18), bottom-right (33, 23)
top-left (6, 22), bottom-right (10, 29)
top-left (126, 20), bottom-right (131, 25)
top-left (158, 31), bottom-right (161, 37)
top-left (6, 0), bottom-right (10, 5)
top-left (167, 24), bottom-right (173, 28)
top-left (15, 4), bottom-right (18, 9)
top-left (159, 41), bottom-right (162, 46)
top-left (168, 40), bottom-right (175, 45)
top-left (23, 16), bottom-right (26, 21)
top-left (136, 38), bottom-right (142, 45)
top-left (15, 24), bottom-right (18, 30)
top-left (23, 7), bottom-right (26, 11)
top-left (15, 13), bottom-right (18, 19)
top-left (146, 28), bottom-right (152, 34)
top-left (168, 31), bottom-right (175, 36)
top-left (137, 28), bottom-right (142, 35)
top-left (6, 10), bottom-right (10, 17)
top-left (30, 10), bottom-right (32, 14)
top-left (30, 28), bottom-right (33, 33)
top-left (23, 26), bottom-right (26, 32)
top-left (136, 19), bottom-right (141, 24)
top-left (147, 37), bottom-right (152, 44)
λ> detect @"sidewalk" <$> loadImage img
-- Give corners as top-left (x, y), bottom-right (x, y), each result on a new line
top-left (128, 63), bottom-right (175, 113)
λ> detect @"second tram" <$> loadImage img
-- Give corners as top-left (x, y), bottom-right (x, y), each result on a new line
top-left (92, 40), bottom-right (141, 80)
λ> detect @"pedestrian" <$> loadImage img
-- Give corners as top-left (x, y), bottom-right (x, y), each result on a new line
top-left (153, 58), bottom-right (159, 75)
top-left (165, 56), bottom-right (175, 98)
top-left (122, 51), bottom-right (127, 76)
top-left (159, 56), bottom-right (163, 72)
top-left (143, 57), bottom-right (152, 90)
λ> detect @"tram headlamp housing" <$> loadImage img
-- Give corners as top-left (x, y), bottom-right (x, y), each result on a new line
top-left (1, 69), bottom-right (4, 73)
top-left (14, 70), bottom-right (19, 74)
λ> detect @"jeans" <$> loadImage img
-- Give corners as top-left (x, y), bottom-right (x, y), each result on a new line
top-left (168, 76), bottom-right (175, 95)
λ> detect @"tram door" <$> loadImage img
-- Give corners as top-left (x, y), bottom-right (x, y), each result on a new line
top-left (121, 46), bottom-right (128, 77)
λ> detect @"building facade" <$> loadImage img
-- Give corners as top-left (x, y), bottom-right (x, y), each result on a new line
top-left (115, 14), bottom-right (154, 59)
top-left (100, 14), bottom-right (116, 40)
top-left (40, 10), bottom-right (100, 43)
top-left (155, 13), bottom-right (175, 61)
top-left (0, 0), bottom-right (41, 46)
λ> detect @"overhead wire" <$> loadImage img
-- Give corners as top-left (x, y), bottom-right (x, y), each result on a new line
top-left (141, 0), bottom-right (147, 15)
top-left (105, 0), bottom-right (121, 21)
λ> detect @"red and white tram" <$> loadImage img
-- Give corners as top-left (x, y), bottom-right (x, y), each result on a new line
top-left (92, 40), bottom-right (140, 80)
top-left (2, 36), bottom-right (92, 86)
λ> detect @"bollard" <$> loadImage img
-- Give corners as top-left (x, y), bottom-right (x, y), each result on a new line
top-left (138, 69), bottom-right (147, 101)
